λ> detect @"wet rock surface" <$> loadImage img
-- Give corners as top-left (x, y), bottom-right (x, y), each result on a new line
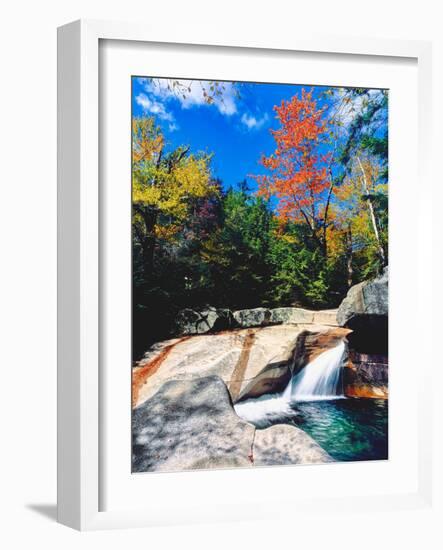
top-left (344, 351), bottom-right (388, 398)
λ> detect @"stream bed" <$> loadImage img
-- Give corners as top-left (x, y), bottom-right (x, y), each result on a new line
top-left (234, 340), bottom-right (388, 463)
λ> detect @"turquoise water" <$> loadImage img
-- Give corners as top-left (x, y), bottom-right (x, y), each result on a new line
top-left (287, 398), bottom-right (388, 462)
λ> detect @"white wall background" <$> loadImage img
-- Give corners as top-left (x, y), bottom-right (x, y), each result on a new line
top-left (0, 0), bottom-right (441, 547)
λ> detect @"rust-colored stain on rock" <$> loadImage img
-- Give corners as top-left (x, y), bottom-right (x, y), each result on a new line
top-left (132, 336), bottom-right (190, 408)
top-left (344, 384), bottom-right (388, 399)
top-left (228, 329), bottom-right (256, 402)
top-left (296, 327), bottom-right (352, 368)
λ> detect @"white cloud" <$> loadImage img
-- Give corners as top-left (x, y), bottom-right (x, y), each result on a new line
top-left (135, 93), bottom-right (174, 122)
top-left (240, 112), bottom-right (269, 131)
top-left (143, 78), bottom-right (238, 116)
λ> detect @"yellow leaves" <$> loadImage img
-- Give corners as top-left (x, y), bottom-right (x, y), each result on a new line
top-left (326, 155), bottom-right (385, 265)
top-left (133, 153), bottom-right (213, 221)
top-left (132, 116), bottom-right (215, 242)
top-left (154, 223), bottom-right (181, 240)
top-left (132, 117), bottom-right (164, 164)
top-left (132, 182), bottom-right (161, 206)
top-left (173, 155), bottom-right (213, 201)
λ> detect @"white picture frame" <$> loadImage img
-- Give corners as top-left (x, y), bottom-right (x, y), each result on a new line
top-left (57, 19), bottom-right (433, 531)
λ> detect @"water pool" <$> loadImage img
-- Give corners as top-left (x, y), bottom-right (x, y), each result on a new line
top-left (287, 398), bottom-right (388, 462)
top-left (235, 394), bottom-right (388, 462)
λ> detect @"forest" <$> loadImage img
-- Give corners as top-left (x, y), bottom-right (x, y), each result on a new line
top-left (132, 81), bottom-right (388, 359)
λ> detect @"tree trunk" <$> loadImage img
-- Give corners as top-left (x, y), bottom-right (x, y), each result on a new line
top-left (356, 156), bottom-right (386, 268)
top-left (345, 223), bottom-right (353, 288)
top-left (322, 176), bottom-right (335, 259)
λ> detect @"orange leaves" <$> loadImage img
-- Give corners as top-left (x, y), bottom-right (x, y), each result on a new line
top-left (254, 89), bottom-right (331, 224)
top-left (272, 89), bottom-right (327, 154)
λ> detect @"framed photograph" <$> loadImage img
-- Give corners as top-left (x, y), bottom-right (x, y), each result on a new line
top-left (57, 19), bottom-right (433, 530)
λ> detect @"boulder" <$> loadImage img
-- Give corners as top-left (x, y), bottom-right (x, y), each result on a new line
top-left (233, 307), bottom-right (271, 328)
top-left (253, 424), bottom-right (334, 466)
top-left (176, 307), bottom-right (234, 336)
top-left (269, 307), bottom-right (339, 326)
top-left (337, 267), bottom-right (388, 354)
top-left (337, 268), bottom-right (388, 323)
top-left (132, 375), bottom-right (334, 472)
top-left (269, 307), bottom-right (314, 325)
top-left (174, 306), bottom-right (340, 337)
top-left (132, 376), bottom-right (255, 472)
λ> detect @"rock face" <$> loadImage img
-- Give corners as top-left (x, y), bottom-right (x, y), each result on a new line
top-left (132, 375), bottom-right (333, 473)
top-left (175, 306), bottom-right (339, 337)
top-left (337, 268), bottom-right (388, 324)
top-left (344, 351), bottom-right (388, 399)
top-left (337, 268), bottom-right (388, 397)
top-left (253, 424), bottom-right (334, 466)
top-left (133, 325), bottom-right (305, 408)
top-left (132, 324), bottom-right (348, 408)
top-left (176, 307), bottom-right (234, 336)
top-left (337, 267), bottom-right (388, 354)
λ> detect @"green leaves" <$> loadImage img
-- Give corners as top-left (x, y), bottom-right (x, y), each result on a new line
top-left (199, 188), bottom-right (274, 309)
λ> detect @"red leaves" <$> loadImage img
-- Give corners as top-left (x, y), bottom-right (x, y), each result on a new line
top-left (256, 89), bottom-right (330, 223)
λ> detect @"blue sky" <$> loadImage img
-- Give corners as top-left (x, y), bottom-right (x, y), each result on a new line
top-left (132, 77), bottom-right (335, 192)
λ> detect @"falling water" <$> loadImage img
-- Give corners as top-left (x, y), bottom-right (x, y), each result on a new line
top-left (234, 340), bottom-right (346, 428)
top-left (289, 340), bottom-right (346, 401)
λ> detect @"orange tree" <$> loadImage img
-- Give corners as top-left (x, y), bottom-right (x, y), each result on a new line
top-left (255, 89), bottom-right (335, 257)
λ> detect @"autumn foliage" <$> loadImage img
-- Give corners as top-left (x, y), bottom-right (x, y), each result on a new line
top-left (131, 83), bottom-right (388, 359)
top-left (256, 90), bottom-right (332, 226)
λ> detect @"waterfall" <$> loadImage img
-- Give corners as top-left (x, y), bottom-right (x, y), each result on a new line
top-left (234, 340), bottom-right (346, 428)
top-left (289, 340), bottom-right (346, 401)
